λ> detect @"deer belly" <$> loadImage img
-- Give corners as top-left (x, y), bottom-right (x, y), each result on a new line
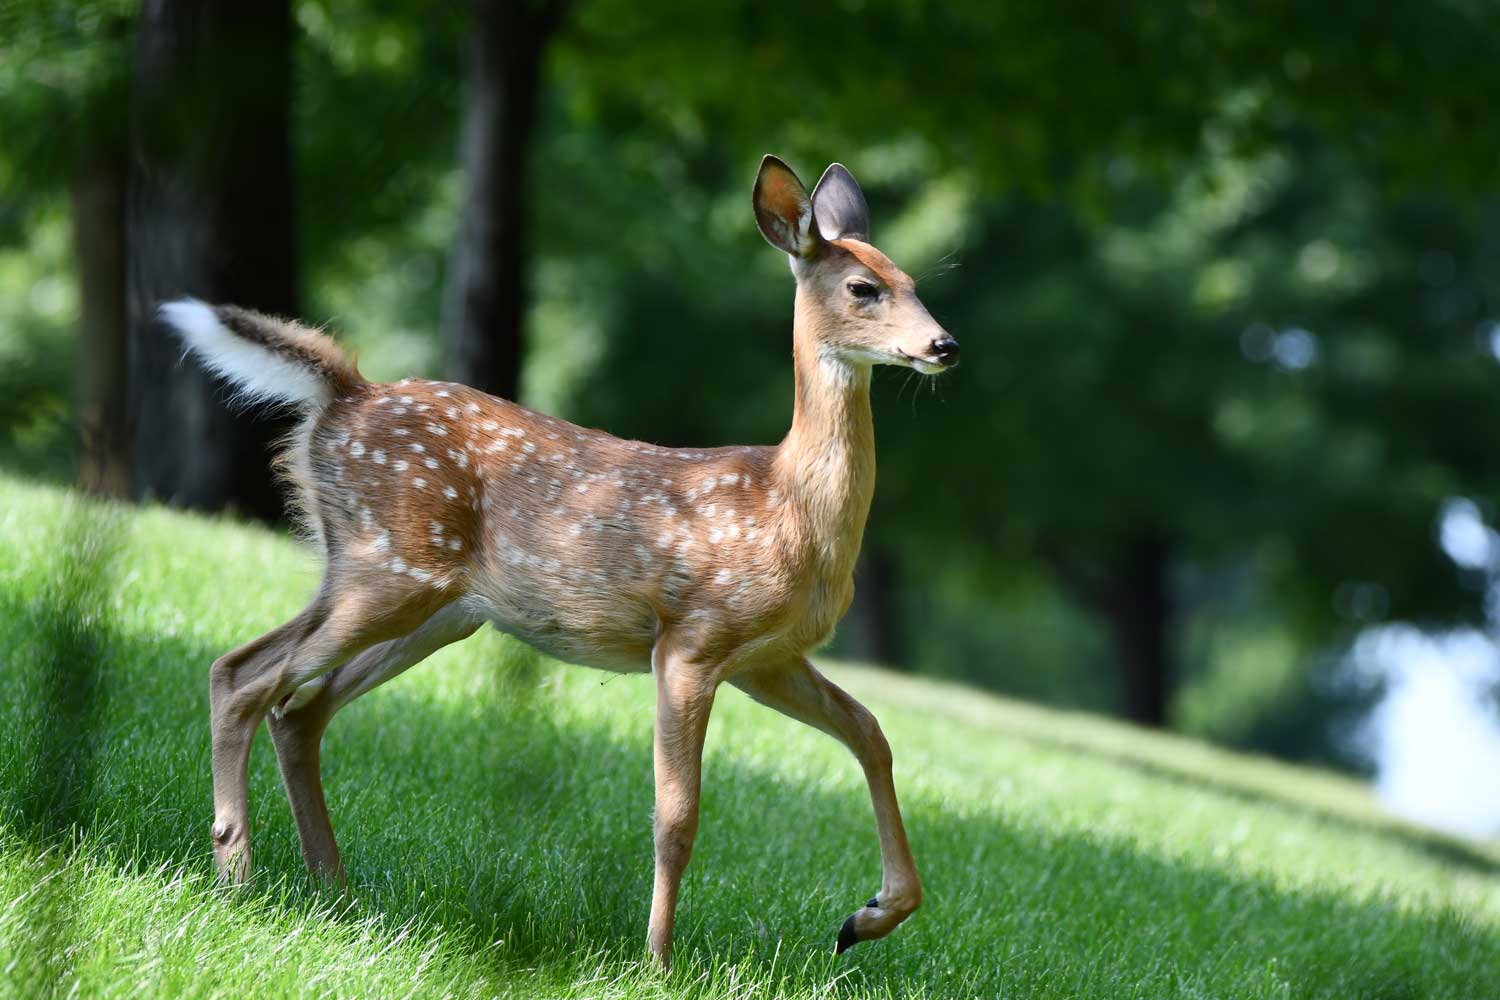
top-left (460, 588), bottom-right (654, 674)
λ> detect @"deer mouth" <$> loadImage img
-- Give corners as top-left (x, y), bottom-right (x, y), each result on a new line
top-left (896, 348), bottom-right (953, 375)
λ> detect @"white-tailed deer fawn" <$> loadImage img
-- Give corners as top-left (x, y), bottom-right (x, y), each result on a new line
top-left (163, 155), bottom-right (958, 966)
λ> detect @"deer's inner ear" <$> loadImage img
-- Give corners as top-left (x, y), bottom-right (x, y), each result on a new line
top-left (753, 155), bottom-right (819, 258)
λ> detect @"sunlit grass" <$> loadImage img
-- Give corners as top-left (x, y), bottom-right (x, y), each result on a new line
top-left (2, 472), bottom-right (1497, 998)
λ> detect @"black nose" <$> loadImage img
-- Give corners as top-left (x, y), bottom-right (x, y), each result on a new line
top-left (931, 337), bottom-right (960, 365)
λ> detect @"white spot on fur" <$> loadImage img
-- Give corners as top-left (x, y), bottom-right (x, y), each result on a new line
top-left (448, 537), bottom-right (462, 552)
top-left (424, 457), bottom-right (439, 469)
top-left (390, 557), bottom-right (407, 574)
top-left (443, 485), bottom-right (459, 500)
top-left (413, 477), bottom-right (427, 488)
top-left (349, 441), bottom-right (365, 458)
top-left (372, 449), bottom-right (386, 465)
top-left (372, 530), bottom-right (391, 552)
top-left (393, 459), bottom-right (409, 471)
top-left (715, 568), bottom-right (733, 585)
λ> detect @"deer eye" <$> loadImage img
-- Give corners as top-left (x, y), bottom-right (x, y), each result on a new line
top-left (847, 280), bottom-right (879, 302)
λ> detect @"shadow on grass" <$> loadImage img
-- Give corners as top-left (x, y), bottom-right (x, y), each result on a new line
top-left (2, 507), bottom-right (122, 999)
top-left (2, 604), bottom-right (1498, 997)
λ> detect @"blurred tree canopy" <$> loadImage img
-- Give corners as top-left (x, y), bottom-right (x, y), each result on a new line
top-left (2, 0), bottom-right (1498, 758)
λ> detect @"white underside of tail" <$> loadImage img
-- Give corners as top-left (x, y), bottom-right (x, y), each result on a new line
top-left (160, 298), bottom-right (331, 409)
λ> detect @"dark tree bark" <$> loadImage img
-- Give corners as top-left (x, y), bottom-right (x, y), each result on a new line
top-left (444, 0), bottom-right (570, 400)
top-left (126, 0), bottom-right (298, 520)
top-left (73, 143), bottom-right (130, 498)
top-left (844, 547), bottom-right (905, 666)
top-left (1044, 528), bottom-right (1177, 727)
top-left (1096, 532), bottom-right (1174, 727)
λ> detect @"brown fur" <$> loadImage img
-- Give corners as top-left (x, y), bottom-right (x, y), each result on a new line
top-left (215, 305), bottom-right (364, 396)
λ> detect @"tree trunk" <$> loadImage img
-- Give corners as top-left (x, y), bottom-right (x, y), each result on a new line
top-left (1043, 529), bottom-right (1176, 727)
top-left (1096, 532), bottom-right (1175, 727)
top-left (444, 0), bottom-right (568, 400)
top-left (73, 145), bottom-right (130, 498)
top-left (126, 0), bottom-right (298, 521)
top-left (844, 547), bottom-right (904, 666)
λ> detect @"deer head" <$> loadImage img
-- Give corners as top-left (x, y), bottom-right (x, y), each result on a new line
top-left (753, 155), bottom-right (959, 374)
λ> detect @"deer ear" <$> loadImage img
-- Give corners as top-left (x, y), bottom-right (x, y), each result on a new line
top-left (753, 155), bottom-right (820, 258)
top-left (810, 163), bottom-right (869, 242)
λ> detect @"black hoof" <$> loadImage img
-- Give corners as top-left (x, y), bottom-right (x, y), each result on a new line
top-left (835, 913), bottom-right (859, 955)
top-left (866, 896), bottom-right (880, 908)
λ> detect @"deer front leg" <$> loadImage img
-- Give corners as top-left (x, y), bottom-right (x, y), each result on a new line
top-left (647, 641), bottom-right (719, 969)
top-left (730, 659), bottom-right (921, 954)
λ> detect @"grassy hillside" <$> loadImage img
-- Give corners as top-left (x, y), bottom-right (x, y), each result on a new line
top-left (2, 473), bottom-right (1498, 998)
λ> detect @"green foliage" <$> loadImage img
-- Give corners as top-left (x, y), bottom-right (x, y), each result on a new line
top-left (3, 475), bottom-right (1500, 998)
top-left (0, 208), bottom-right (78, 483)
top-left (0, 1), bottom-right (132, 213)
top-left (5, 0), bottom-right (1500, 761)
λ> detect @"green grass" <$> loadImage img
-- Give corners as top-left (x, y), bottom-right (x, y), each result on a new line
top-left (2, 472), bottom-right (1498, 999)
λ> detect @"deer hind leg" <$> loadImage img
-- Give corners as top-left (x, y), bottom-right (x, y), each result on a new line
top-left (730, 659), bottom-right (921, 955)
top-left (265, 602), bottom-right (482, 884)
top-left (646, 640), bottom-right (720, 970)
top-left (208, 579), bottom-right (444, 883)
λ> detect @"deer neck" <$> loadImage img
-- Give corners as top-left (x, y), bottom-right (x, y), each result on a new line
top-left (773, 294), bottom-right (876, 575)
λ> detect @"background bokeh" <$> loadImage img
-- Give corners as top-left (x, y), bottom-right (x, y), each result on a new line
top-left (5, 0), bottom-right (1500, 832)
